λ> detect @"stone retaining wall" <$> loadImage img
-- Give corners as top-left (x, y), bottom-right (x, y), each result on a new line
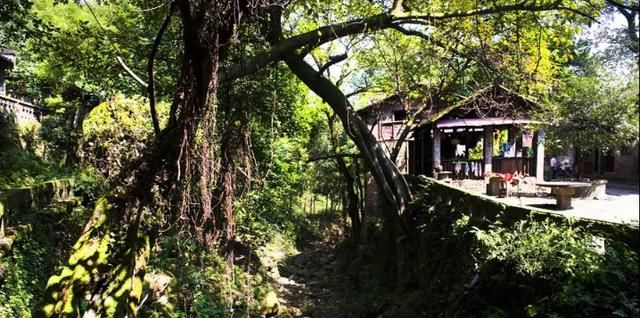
top-left (411, 176), bottom-right (639, 249)
top-left (0, 179), bottom-right (74, 237)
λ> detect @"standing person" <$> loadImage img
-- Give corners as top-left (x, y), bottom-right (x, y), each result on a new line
top-left (550, 156), bottom-right (557, 179)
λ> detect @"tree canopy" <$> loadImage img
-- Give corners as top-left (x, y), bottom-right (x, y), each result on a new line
top-left (1, 0), bottom-right (638, 317)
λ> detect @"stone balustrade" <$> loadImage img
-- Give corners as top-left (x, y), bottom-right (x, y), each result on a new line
top-left (0, 94), bottom-right (44, 124)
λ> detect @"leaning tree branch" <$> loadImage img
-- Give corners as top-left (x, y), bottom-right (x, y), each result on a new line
top-left (556, 5), bottom-right (599, 22)
top-left (283, 52), bottom-right (414, 236)
top-left (308, 153), bottom-right (362, 162)
top-left (606, 0), bottom-right (640, 12)
top-left (82, 0), bottom-right (150, 88)
top-left (147, 1), bottom-right (176, 136)
top-left (117, 56), bottom-right (148, 88)
top-left (318, 53), bottom-right (348, 75)
top-left (223, 0), bottom-right (582, 82)
top-left (392, 0), bottom-right (565, 21)
top-left (223, 13), bottom-right (392, 81)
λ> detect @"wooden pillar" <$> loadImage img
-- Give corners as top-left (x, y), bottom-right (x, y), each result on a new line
top-left (567, 144), bottom-right (576, 171)
top-left (483, 125), bottom-right (493, 174)
top-left (420, 132), bottom-right (425, 174)
top-left (433, 126), bottom-right (441, 171)
top-left (536, 130), bottom-right (545, 181)
top-left (508, 126), bottom-right (516, 146)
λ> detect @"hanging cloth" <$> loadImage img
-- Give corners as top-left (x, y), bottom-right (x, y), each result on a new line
top-left (522, 131), bottom-right (533, 148)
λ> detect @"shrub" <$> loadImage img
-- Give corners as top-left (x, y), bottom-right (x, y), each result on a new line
top-left (0, 112), bottom-right (19, 150)
top-left (80, 94), bottom-right (168, 179)
top-left (474, 219), bottom-right (601, 276)
top-left (472, 219), bottom-right (639, 317)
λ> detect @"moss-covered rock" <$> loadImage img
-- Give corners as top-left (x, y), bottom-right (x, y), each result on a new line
top-left (261, 290), bottom-right (280, 317)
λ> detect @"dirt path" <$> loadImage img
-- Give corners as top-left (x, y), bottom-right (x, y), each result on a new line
top-left (269, 226), bottom-right (355, 318)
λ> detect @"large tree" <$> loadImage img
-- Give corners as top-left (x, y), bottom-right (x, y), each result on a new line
top-left (33, 0), bottom-right (605, 316)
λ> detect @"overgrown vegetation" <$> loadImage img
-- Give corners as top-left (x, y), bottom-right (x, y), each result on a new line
top-left (0, 113), bottom-right (70, 189)
top-left (0, 0), bottom-right (638, 316)
top-left (350, 181), bottom-right (640, 317)
top-left (0, 196), bottom-right (94, 317)
top-left (474, 219), bottom-right (638, 317)
top-left (80, 94), bottom-right (169, 180)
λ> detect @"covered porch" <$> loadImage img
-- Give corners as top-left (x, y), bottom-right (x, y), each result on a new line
top-left (409, 117), bottom-right (545, 180)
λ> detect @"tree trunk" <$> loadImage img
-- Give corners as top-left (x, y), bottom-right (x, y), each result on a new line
top-left (326, 112), bottom-right (362, 236)
top-left (283, 54), bottom-right (416, 287)
top-left (40, 130), bottom-right (178, 317)
top-left (40, 1), bottom-right (243, 316)
top-left (283, 54), bottom-right (411, 223)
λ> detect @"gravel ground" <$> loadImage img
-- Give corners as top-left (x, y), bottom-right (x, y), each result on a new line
top-left (448, 179), bottom-right (639, 225)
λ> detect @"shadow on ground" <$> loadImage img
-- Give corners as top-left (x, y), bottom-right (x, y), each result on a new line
top-left (273, 210), bottom-right (358, 317)
top-left (527, 203), bottom-right (569, 210)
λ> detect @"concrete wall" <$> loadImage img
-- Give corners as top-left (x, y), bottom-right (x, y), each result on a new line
top-left (611, 144), bottom-right (639, 181)
top-left (577, 144), bottom-right (639, 184)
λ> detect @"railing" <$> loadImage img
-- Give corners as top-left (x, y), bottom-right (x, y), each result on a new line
top-left (0, 94), bottom-right (43, 123)
top-left (441, 157), bottom-right (536, 179)
top-left (441, 159), bottom-right (485, 179)
top-left (492, 157), bottom-right (535, 176)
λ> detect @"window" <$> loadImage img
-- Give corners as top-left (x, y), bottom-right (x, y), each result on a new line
top-left (393, 109), bottom-right (406, 121)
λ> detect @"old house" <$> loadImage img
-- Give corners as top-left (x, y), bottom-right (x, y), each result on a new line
top-left (358, 84), bottom-right (546, 181)
top-left (575, 145), bottom-right (639, 184)
top-left (0, 48), bottom-right (44, 124)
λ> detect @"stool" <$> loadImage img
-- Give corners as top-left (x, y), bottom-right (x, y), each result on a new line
top-left (437, 171), bottom-right (452, 180)
top-left (487, 177), bottom-right (507, 197)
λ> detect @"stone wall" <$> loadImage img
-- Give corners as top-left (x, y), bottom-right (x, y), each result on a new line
top-left (0, 179), bottom-right (74, 238)
top-left (410, 176), bottom-right (639, 249)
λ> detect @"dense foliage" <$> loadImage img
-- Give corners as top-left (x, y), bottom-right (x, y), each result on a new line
top-left (475, 219), bottom-right (638, 317)
top-left (0, 0), bottom-right (638, 316)
top-left (353, 181), bottom-right (640, 317)
top-left (543, 51), bottom-right (639, 153)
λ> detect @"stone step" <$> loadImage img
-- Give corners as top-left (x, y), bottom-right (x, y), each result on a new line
top-left (0, 224), bottom-right (32, 257)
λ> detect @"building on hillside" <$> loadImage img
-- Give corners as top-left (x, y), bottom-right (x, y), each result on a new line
top-left (358, 84), bottom-right (546, 180)
top-left (0, 49), bottom-right (16, 96)
top-left (0, 48), bottom-right (44, 124)
top-left (575, 145), bottom-right (640, 184)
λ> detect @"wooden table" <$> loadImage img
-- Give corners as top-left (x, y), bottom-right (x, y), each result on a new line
top-left (536, 182), bottom-right (591, 210)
